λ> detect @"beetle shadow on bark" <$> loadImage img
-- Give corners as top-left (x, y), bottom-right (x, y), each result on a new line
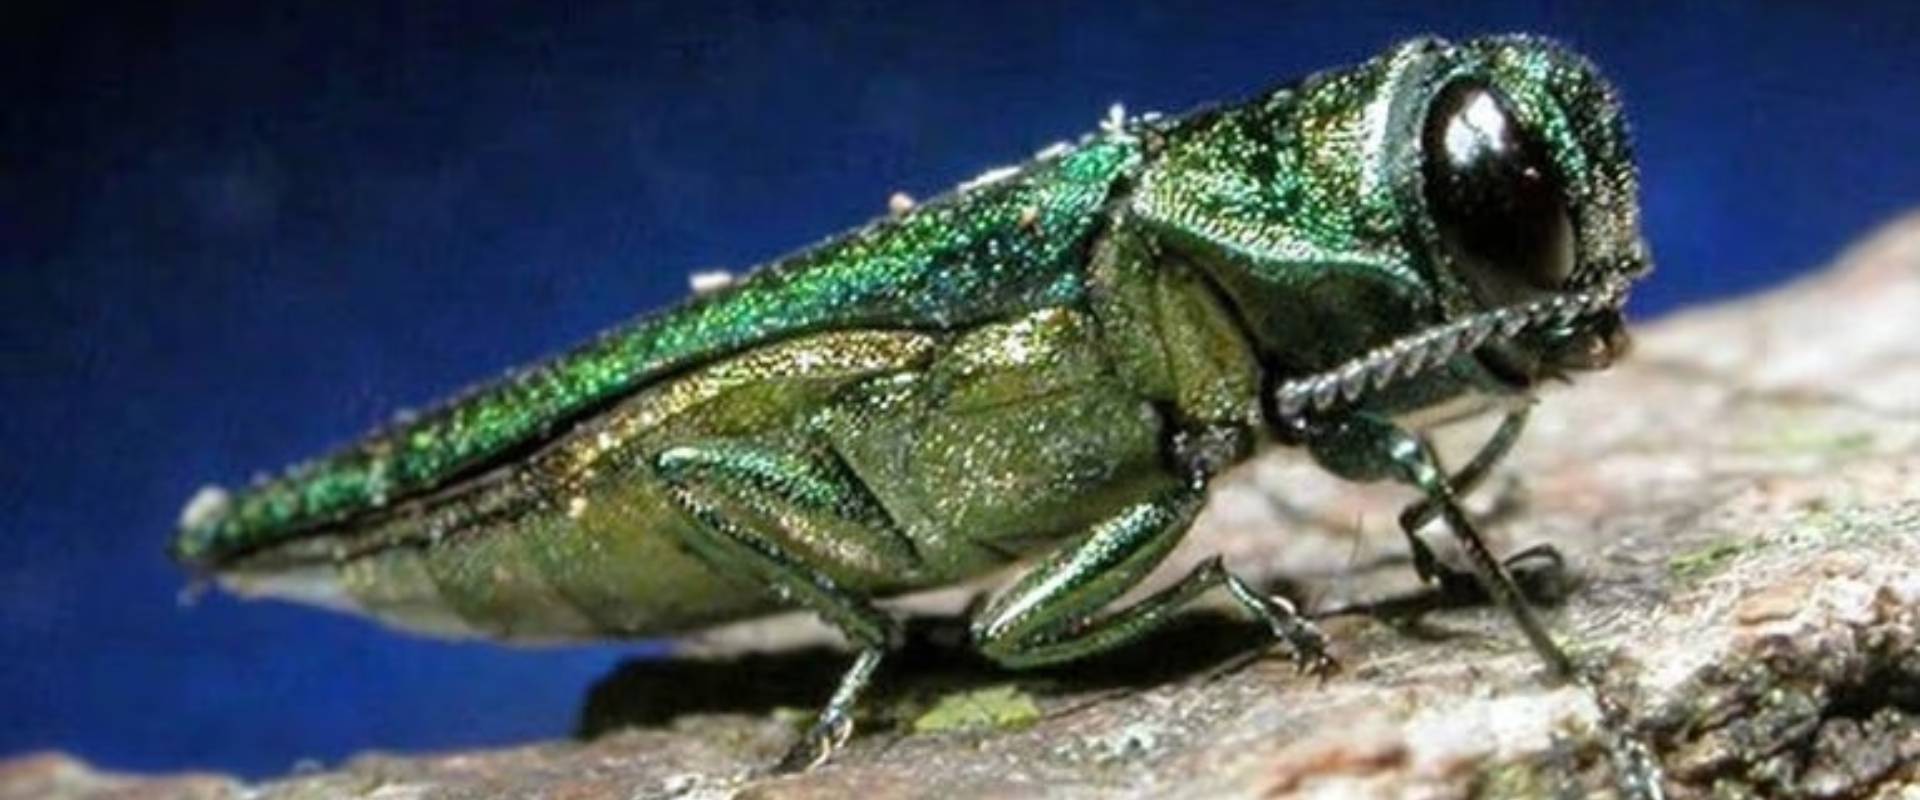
top-left (574, 610), bottom-right (1276, 740)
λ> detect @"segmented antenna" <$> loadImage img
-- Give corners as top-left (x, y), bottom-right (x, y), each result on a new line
top-left (1272, 280), bottom-right (1631, 420)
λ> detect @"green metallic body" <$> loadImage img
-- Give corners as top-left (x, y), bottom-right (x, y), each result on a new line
top-left (174, 137), bottom-right (1140, 570)
top-left (254, 308), bottom-right (1177, 642)
top-left (176, 35), bottom-right (1657, 787)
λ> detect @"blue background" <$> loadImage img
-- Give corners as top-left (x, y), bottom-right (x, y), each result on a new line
top-left (5, 0), bottom-right (1917, 779)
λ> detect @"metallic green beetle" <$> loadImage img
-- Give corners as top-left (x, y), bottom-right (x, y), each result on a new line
top-left (175, 35), bottom-right (1650, 773)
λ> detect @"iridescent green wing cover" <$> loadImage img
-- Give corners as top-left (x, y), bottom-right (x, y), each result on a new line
top-left (174, 138), bottom-right (1140, 565)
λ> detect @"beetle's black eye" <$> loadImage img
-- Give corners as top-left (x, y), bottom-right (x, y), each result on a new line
top-left (1422, 79), bottom-right (1575, 303)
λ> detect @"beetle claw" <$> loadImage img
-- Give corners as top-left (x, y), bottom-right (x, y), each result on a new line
top-left (774, 710), bottom-right (855, 774)
top-left (1284, 625), bottom-right (1340, 681)
top-left (1255, 597), bottom-right (1339, 679)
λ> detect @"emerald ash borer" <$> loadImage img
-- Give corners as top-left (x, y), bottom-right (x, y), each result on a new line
top-left (174, 35), bottom-right (1658, 781)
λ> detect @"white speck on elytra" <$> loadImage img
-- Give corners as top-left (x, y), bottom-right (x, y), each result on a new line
top-left (959, 165), bottom-right (1021, 193)
top-left (1032, 141), bottom-right (1073, 160)
top-left (688, 271), bottom-right (736, 295)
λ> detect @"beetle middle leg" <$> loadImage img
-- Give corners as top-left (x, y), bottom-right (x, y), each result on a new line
top-left (654, 438), bottom-right (920, 772)
top-left (1300, 411), bottom-right (1668, 796)
top-left (971, 481), bottom-right (1334, 675)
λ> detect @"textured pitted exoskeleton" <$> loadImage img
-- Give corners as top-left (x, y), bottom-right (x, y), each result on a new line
top-left (174, 35), bottom-right (1659, 791)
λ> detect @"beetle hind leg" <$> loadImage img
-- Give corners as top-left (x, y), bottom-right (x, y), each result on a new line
top-left (654, 438), bottom-right (918, 772)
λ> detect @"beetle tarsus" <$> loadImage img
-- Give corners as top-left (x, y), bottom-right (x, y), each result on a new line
top-left (1418, 541), bottom-right (1571, 608)
top-left (1217, 563), bottom-right (1338, 677)
top-left (774, 647), bottom-right (883, 774)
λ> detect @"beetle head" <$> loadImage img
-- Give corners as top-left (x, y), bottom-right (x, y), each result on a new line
top-left (1415, 36), bottom-right (1649, 388)
top-left (1132, 36), bottom-right (1650, 417)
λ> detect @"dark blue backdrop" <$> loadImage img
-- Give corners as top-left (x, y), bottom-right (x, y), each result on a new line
top-left (4, 0), bottom-right (1917, 779)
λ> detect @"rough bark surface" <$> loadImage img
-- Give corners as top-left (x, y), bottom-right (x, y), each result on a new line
top-left (9, 215), bottom-right (1920, 800)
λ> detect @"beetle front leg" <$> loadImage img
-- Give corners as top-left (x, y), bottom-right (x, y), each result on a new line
top-left (970, 482), bottom-right (1333, 675)
top-left (1302, 412), bottom-right (1668, 797)
top-left (1299, 412), bottom-right (1572, 677)
top-left (1395, 406), bottom-right (1567, 597)
top-left (655, 440), bottom-right (915, 772)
